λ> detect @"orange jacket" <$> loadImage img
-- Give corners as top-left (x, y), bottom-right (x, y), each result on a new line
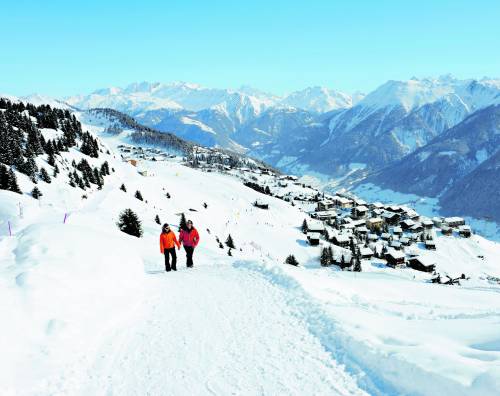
top-left (160, 231), bottom-right (180, 252)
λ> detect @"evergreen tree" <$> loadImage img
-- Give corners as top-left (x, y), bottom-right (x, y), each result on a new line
top-left (353, 256), bottom-right (362, 272)
top-left (117, 208), bottom-right (143, 238)
top-left (301, 219), bottom-right (308, 234)
top-left (0, 164), bottom-right (9, 190)
top-left (218, 242), bottom-right (224, 249)
top-left (31, 186), bottom-right (42, 199)
top-left (265, 186), bottom-right (271, 195)
top-left (179, 213), bottom-right (187, 231)
top-left (320, 247), bottom-right (330, 267)
top-left (100, 161), bottom-right (110, 176)
top-left (39, 167), bottom-right (51, 183)
top-left (47, 152), bottom-right (56, 167)
top-left (227, 248), bottom-right (232, 256)
top-left (134, 190), bottom-right (143, 201)
top-left (328, 246), bottom-right (335, 265)
top-left (120, 183), bottom-right (127, 192)
top-left (19, 151), bottom-right (38, 182)
top-left (225, 234), bottom-right (235, 249)
top-left (155, 214), bottom-right (161, 225)
top-left (53, 164), bottom-right (59, 177)
top-left (7, 168), bottom-right (21, 193)
top-left (285, 254), bottom-right (299, 266)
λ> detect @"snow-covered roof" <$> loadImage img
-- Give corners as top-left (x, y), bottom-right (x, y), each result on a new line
top-left (444, 216), bottom-right (464, 223)
top-left (307, 232), bottom-right (321, 239)
top-left (355, 205), bottom-right (368, 212)
top-left (335, 235), bottom-right (350, 243)
top-left (360, 247), bottom-right (373, 256)
top-left (387, 250), bottom-right (405, 260)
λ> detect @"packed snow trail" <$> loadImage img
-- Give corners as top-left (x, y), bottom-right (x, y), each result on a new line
top-left (52, 264), bottom-right (365, 396)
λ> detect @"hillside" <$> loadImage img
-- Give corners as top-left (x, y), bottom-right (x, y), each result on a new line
top-left (1, 98), bottom-right (500, 395)
top-left (369, 105), bottom-right (500, 221)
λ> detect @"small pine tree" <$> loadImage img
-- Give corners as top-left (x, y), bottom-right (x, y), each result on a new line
top-left (219, 242), bottom-right (224, 249)
top-left (120, 183), bottom-right (127, 192)
top-left (166, 192), bottom-right (171, 199)
top-left (179, 213), bottom-right (187, 231)
top-left (320, 247), bottom-right (330, 267)
top-left (134, 190), bottom-right (143, 201)
top-left (7, 168), bottom-right (21, 193)
top-left (353, 256), bottom-right (362, 272)
top-left (31, 186), bottom-right (42, 199)
top-left (340, 255), bottom-right (346, 269)
top-left (117, 208), bottom-right (143, 238)
top-left (39, 167), bottom-right (51, 183)
top-left (226, 234), bottom-right (235, 249)
top-left (155, 214), bottom-right (161, 225)
top-left (301, 219), bottom-right (308, 234)
top-left (227, 248), bottom-right (232, 256)
top-left (328, 246), bottom-right (335, 265)
top-left (285, 254), bottom-right (299, 266)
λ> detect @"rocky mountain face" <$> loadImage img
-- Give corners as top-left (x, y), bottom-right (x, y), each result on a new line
top-left (369, 104), bottom-right (500, 220)
top-left (255, 77), bottom-right (500, 176)
top-left (65, 82), bottom-right (356, 150)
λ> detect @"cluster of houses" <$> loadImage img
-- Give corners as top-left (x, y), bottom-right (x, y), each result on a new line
top-left (302, 192), bottom-right (472, 272)
top-left (232, 170), bottom-right (472, 274)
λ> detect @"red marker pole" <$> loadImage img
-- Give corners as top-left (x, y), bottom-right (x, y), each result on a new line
top-left (63, 213), bottom-right (68, 224)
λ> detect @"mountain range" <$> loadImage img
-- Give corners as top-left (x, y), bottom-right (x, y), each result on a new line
top-left (10, 75), bottom-right (500, 221)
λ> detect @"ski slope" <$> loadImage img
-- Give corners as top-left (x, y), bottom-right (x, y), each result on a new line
top-left (1, 114), bottom-right (500, 395)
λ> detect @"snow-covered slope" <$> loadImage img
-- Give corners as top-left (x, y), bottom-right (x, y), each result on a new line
top-left (1, 98), bottom-right (500, 395)
top-left (280, 86), bottom-right (355, 113)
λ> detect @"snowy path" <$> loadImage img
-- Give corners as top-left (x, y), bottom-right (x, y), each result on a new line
top-left (66, 264), bottom-right (365, 396)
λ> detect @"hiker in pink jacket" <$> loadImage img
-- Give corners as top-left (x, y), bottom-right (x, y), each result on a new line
top-left (179, 220), bottom-right (200, 268)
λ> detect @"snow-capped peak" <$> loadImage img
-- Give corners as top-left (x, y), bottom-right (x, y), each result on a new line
top-left (280, 86), bottom-right (354, 113)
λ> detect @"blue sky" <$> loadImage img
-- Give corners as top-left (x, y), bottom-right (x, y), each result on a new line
top-left (1, 0), bottom-right (499, 97)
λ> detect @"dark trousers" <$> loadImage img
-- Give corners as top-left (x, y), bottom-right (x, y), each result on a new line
top-left (164, 248), bottom-right (177, 271)
top-left (184, 246), bottom-right (195, 267)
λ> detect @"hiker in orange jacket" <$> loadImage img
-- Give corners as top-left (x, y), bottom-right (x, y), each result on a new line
top-left (179, 219), bottom-right (200, 268)
top-left (160, 223), bottom-right (180, 272)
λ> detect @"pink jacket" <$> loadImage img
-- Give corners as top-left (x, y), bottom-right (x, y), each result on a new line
top-left (179, 227), bottom-right (200, 247)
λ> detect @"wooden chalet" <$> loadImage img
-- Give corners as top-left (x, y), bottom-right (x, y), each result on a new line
top-left (367, 217), bottom-right (384, 231)
top-left (352, 205), bottom-right (369, 219)
top-left (307, 232), bottom-right (321, 246)
top-left (385, 250), bottom-right (406, 267)
top-left (425, 240), bottom-right (437, 250)
top-left (441, 226), bottom-right (453, 236)
top-left (332, 234), bottom-right (350, 248)
top-left (334, 196), bottom-right (353, 208)
top-left (307, 223), bottom-right (325, 235)
top-left (422, 219), bottom-right (434, 229)
top-left (382, 212), bottom-right (400, 225)
top-left (444, 217), bottom-right (465, 228)
top-left (359, 247), bottom-right (374, 259)
top-left (400, 219), bottom-right (416, 230)
top-left (317, 200), bottom-right (335, 211)
top-left (253, 200), bottom-right (269, 210)
top-left (458, 225), bottom-right (472, 238)
top-left (408, 256), bottom-right (436, 273)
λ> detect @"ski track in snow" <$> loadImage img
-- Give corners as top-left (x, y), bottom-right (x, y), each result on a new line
top-left (46, 265), bottom-right (365, 396)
